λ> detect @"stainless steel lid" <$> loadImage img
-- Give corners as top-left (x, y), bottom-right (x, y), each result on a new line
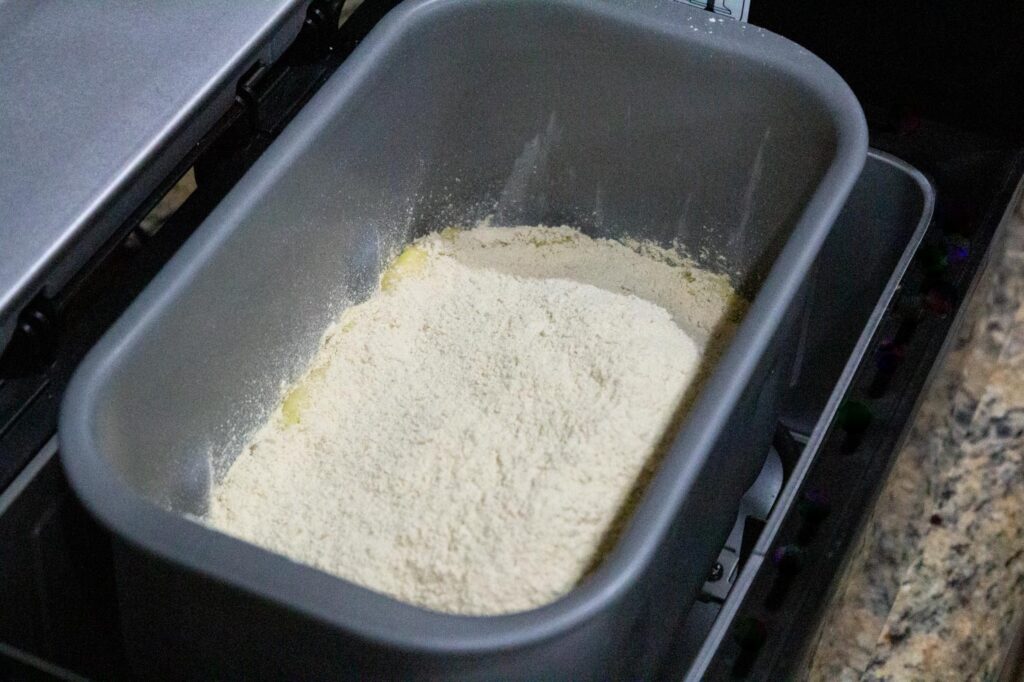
top-left (0, 0), bottom-right (307, 349)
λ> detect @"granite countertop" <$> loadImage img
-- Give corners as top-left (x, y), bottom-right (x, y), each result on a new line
top-left (803, 185), bottom-right (1024, 680)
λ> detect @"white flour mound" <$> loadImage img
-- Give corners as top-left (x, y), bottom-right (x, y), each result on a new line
top-left (207, 225), bottom-right (742, 615)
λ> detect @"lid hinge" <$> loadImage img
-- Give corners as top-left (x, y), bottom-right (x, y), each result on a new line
top-left (236, 0), bottom-right (345, 136)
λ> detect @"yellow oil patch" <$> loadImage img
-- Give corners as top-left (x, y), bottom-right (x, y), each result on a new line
top-left (380, 245), bottom-right (429, 292)
top-left (280, 365), bottom-right (327, 426)
top-left (281, 384), bottom-right (310, 426)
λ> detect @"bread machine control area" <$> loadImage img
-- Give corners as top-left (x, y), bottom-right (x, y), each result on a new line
top-left (2, 0), bottom-right (1023, 679)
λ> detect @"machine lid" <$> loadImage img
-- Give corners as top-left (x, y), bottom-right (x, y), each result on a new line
top-left (0, 0), bottom-right (308, 350)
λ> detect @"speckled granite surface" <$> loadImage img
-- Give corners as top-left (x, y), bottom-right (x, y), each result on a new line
top-left (804, 188), bottom-right (1024, 680)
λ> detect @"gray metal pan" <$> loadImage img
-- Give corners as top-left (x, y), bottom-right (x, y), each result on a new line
top-left (59, 0), bottom-right (867, 678)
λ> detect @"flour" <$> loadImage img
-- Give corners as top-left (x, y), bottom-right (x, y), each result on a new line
top-left (207, 225), bottom-right (744, 615)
